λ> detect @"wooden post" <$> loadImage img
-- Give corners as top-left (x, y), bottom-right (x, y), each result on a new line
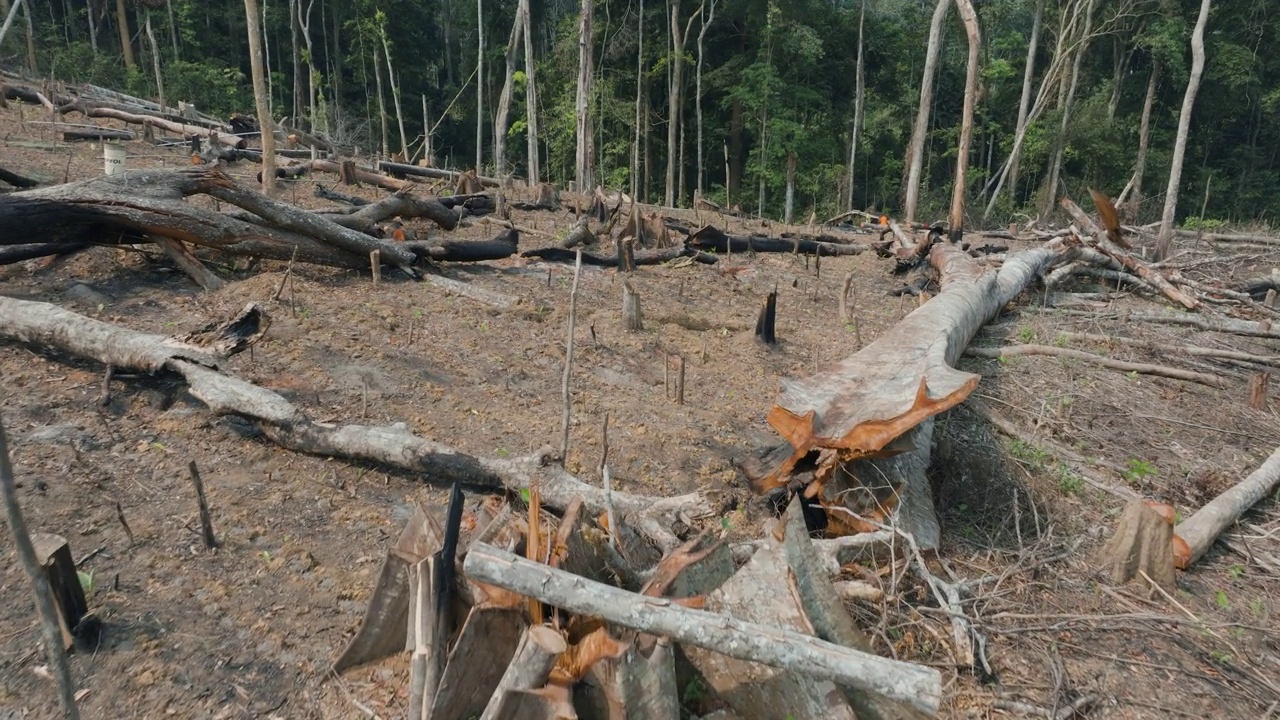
top-left (623, 280), bottom-right (643, 331)
top-left (478, 625), bottom-right (568, 720)
top-left (187, 461), bottom-right (218, 549)
top-left (370, 250), bottom-right (381, 286)
top-left (675, 354), bottom-right (686, 406)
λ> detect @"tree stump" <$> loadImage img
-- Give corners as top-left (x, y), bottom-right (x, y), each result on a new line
top-left (30, 534), bottom-right (88, 650)
top-left (623, 281), bottom-right (644, 332)
top-left (1098, 499), bottom-right (1177, 595)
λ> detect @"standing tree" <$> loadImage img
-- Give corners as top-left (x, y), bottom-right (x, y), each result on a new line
top-left (245, 0), bottom-right (277, 194)
top-left (843, 0), bottom-right (866, 213)
top-left (574, 0), bottom-right (594, 192)
top-left (631, 0), bottom-right (644, 198)
top-left (1006, 0), bottom-right (1044, 205)
top-left (115, 0), bottom-right (135, 69)
top-left (1040, 0), bottom-right (1095, 219)
top-left (694, 0), bottom-right (715, 200)
top-left (665, 1), bottom-right (700, 208)
top-left (1156, 0), bottom-right (1212, 261)
top-left (949, 0), bottom-right (981, 241)
top-left (475, 0), bottom-right (485, 172)
top-left (1128, 61), bottom-right (1160, 216)
top-left (903, 0), bottom-right (951, 224)
top-left (522, 0), bottom-right (540, 184)
top-left (494, 2), bottom-right (525, 178)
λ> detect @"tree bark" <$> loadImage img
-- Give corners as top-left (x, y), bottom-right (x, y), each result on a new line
top-left (494, 2), bottom-right (525, 178)
top-left (1156, 0), bottom-right (1212, 261)
top-left (477, 626), bottom-right (568, 720)
top-left (949, 0), bottom-right (981, 242)
top-left (632, 0), bottom-right (644, 197)
top-left (1176, 445), bottom-right (1280, 568)
top-left (380, 25), bottom-right (409, 158)
top-left (245, 0), bottom-right (278, 194)
top-left (903, 0), bottom-right (951, 224)
top-left (298, 0), bottom-right (317, 132)
top-left (521, 0), bottom-right (539, 184)
top-left (290, 0), bottom-right (302, 126)
top-left (372, 43), bottom-right (389, 158)
top-left (574, 0), bottom-right (594, 191)
top-left (784, 152), bottom-right (796, 225)
top-left (1007, 0), bottom-right (1043, 204)
top-left (115, 0), bottom-right (135, 69)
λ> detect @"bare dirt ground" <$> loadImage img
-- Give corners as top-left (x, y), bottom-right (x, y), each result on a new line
top-left (1, 104), bottom-right (1279, 719)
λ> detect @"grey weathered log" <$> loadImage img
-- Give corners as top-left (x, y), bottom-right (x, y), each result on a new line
top-left (618, 637), bottom-right (680, 720)
top-left (1176, 445), bottom-right (1280, 568)
top-left (0, 297), bottom-right (715, 551)
top-left (324, 189), bottom-right (459, 232)
top-left (478, 625), bottom-right (568, 720)
top-left (463, 543), bottom-right (942, 714)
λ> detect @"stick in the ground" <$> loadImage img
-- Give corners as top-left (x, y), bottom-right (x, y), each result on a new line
top-left (477, 625), bottom-right (568, 720)
top-left (99, 365), bottom-right (113, 407)
top-left (674, 355), bottom-right (685, 406)
top-left (0, 418), bottom-right (81, 720)
top-left (463, 543), bottom-right (942, 714)
top-left (1250, 373), bottom-right (1270, 410)
top-left (560, 249), bottom-right (583, 463)
top-left (187, 461), bottom-right (218, 549)
top-left (1175, 445), bottom-right (1280, 568)
top-left (370, 250), bottom-right (381, 286)
top-left (271, 246), bottom-right (298, 302)
top-left (755, 290), bottom-right (778, 345)
top-left (599, 412), bottom-right (617, 549)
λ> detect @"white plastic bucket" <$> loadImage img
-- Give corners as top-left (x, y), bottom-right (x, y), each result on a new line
top-left (103, 142), bottom-right (126, 176)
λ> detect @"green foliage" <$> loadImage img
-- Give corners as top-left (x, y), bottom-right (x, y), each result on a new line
top-left (1122, 459), bottom-right (1157, 483)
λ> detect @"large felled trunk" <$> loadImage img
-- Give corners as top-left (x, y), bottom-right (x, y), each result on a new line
top-left (749, 240), bottom-right (1067, 550)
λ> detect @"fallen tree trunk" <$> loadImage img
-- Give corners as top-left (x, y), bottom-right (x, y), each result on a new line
top-left (0, 297), bottom-right (716, 550)
top-left (688, 225), bottom-right (865, 257)
top-left (62, 128), bottom-right (134, 142)
top-left (751, 240), bottom-right (1067, 550)
top-left (307, 160), bottom-right (414, 192)
top-left (58, 100), bottom-right (246, 148)
top-left (1174, 445), bottom-right (1280, 568)
top-left (320, 189), bottom-right (460, 232)
top-left (0, 166), bottom-right (38, 188)
top-left (0, 166), bottom-right (416, 272)
top-left (379, 161), bottom-right (504, 188)
top-left (521, 246), bottom-right (717, 268)
top-left (463, 543), bottom-right (942, 715)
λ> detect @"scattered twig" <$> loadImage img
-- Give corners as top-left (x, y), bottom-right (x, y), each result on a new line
top-left (966, 344), bottom-right (1230, 388)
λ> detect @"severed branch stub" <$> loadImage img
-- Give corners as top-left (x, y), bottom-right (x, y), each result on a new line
top-left (187, 461), bottom-right (218, 549)
top-left (463, 543), bottom-right (942, 714)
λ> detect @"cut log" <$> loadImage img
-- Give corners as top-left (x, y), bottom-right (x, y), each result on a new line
top-left (561, 214), bottom-right (597, 249)
top-left (616, 637), bottom-right (679, 720)
top-left (404, 228), bottom-right (519, 264)
top-left (754, 240), bottom-right (1067, 550)
top-left (0, 165), bottom-right (38, 188)
top-left (1175, 445), bottom-right (1280, 568)
top-left (688, 225), bottom-right (865, 257)
top-left (308, 159), bottom-right (414, 192)
top-left (0, 297), bottom-right (717, 551)
top-left (58, 100), bottom-right (246, 148)
top-left (62, 128), bottom-right (134, 142)
top-left (521, 246), bottom-right (717, 268)
top-left (428, 607), bottom-right (525, 720)
top-left (322, 189), bottom-right (460, 232)
top-left (478, 625), bottom-right (568, 720)
top-left (30, 533), bottom-right (88, 650)
top-left (463, 543), bottom-right (942, 715)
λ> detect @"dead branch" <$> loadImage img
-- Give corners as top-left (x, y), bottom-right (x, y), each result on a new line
top-left (462, 543), bottom-right (943, 715)
top-left (1057, 331), bottom-right (1280, 369)
top-left (1050, 308), bottom-right (1280, 340)
top-left (1176, 445), bottom-right (1280, 568)
top-left (965, 344), bottom-right (1229, 388)
top-left (378, 161), bottom-right (504, 188)
top-left (521, 246), bottom-right (717, 268)
top-left (0, 297), bottom-right (715, 550)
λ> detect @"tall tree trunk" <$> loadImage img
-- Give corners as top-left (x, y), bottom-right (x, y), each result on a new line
top-left (1007, 0), bottom-right (1043, 205)
top-left (373, 43), bottom-right (388, 157)
top-left (443, 0), bottom-right (455, 86)
top-left (165, 0), bottom-right (178, 57)
top-left (299, 0), bottom-right (317, 132)
top-left (380, 27), bottom-right (408, 157)
top-left (949, 0), bottom-right (981, 241)
top-left (115, 0), bottom-right (135, 69)
top-left (1156, 0), bottom-right (1212, 261)
top-left (328, 0), bottom-right (341, 103)
top-left (1040, 0), bottom-right (1094, 219)
top-left (574, 0), bottom-right (594, 192)
top-left (88, 0), bottom-right (99, 53)
top-left (475, 0), bottom-right (484, 173)
top-left (245, 0), bottom-right (277, 195)
top-left (21, 0), bottom-right (34, 72)
top-left (728, 97), bottom-right (741, 204)
top-left (695, 0), bottom-right (714, 199)
top-left (784, 152), bottom-right (795, 224)
top-left (632, 0), bottom-right (644, 196)
top-left (1130, 61), bottom-right (1159, 214)
top-left (903, 0), bottom-right (951, 224)
top-left (522, 0), bottom-right (539, 184)
top-left (494, 2), bottom-right (525, 178)
top-left (420, 96), bottom-right (433, 165)
top-left (290, 0), bottom-right (302, 125)
top-left (664, 2), bottom-right (698, 207)
top-left (261, 0), bottom-right (272, 112)
top-left (145, 11), bottom-right (164, 109)
top-left (844, 0), bottom-right (866, 213)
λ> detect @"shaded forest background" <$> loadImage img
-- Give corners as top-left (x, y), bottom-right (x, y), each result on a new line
top-left (3, 0), bottom-right (1278, 227)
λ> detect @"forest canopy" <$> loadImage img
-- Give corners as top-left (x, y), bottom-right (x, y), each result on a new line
top-left (5, 0), bottom-right (1277, 227)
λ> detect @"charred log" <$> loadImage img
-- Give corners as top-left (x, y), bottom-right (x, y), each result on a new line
top-left (688, 226), bottom-right (865, 257)
top-left (521, 246), bottom-right (718, 268)
top-left (404, 229), bottom-right (519, 263)
top-left (0, 166), bottom-right (38, 188)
